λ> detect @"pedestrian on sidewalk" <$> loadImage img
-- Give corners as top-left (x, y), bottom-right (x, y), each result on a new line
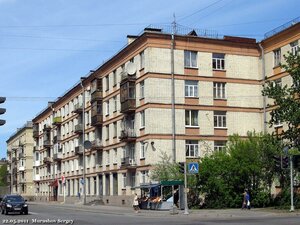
top-left (241, 190), bottom-right (247, 210)
top-left (246, 190), bottom-right (251, 210)
top-left (133, 193), bottom-right (140, 213)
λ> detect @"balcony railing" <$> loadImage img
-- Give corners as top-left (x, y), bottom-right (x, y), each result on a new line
top-left (74, 124), bottom-right (83, 134)
top-left (120, 99), bottom-right (136, 113)
top-left (34, 174), bottom-right (40, 181)
top-left (91, 115), bottom-right (103, 126)
top-left (18, 153), bottom-right (24, 158)
top-left (119, 128), bottom-right (136, 141)
top-left (75, 146), bottom-right (84, 155)
top-left (19, 178), bottom-right (26, 184)
top-left (53, 116), bottom-right (62, 126)
top-left (73, 103), bottom-right (83, 114)
top-left (53, 153), bottom-right (63, 161)
top-left (121, 157), bottom-right (137, 167)
top-left (43, 139), bottom-right (52, 147)
top-left (43, 125), bottom-right (51, 131)
top-left (34, 160), bottom-right (40, 167)
top-left (91, 90), bottom-right (103, 102)
top-left (19, 166), bottom-right (25, 171)
top-left (91, 139), bottom-right (103, 150)
top-left (43, 157), bottom-right (52, 164)
top-left (53, 135), bottom-right (61, 143)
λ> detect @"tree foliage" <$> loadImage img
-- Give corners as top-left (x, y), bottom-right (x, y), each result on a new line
top-left (198, 132), bottom-right (282, 208)
top-left (0, 164), bottom-right (7, 186)
top-left (262, 52), bottom-right (300, 147)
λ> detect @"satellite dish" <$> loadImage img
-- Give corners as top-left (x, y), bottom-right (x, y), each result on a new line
top-left (126, 62), bottom-right (136, 75)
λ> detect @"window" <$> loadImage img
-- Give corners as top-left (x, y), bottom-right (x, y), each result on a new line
top-left (140, 170), bottom-right (149, 184)
top-left (186, 140), bottom-right (199, 158)
top-left (214, 111), bottom-right (227, 128)
top-left (113, 96), bottom-right (117, 112)
top-left (105, 75), bottom-right (109, 91)
top-left (185, 80), bottom-right (198, 97)
top-left (214, 141), bottom-right (226, 151)
top-left (122, 173), bottom-right (127, 188)
top-left (273, 78), bottom-right (282, 88)
top-left (106, 125), bottom-right (109, 140)
top-left (213, 82), bottom-right (226, 99)
top-left (105, 101), bottom-right (109, 116)
top-left (290, 41), bottom-right (299, 56)
top-left (106, 151), bottom-right (110, 165)
top-left (184, 50), bottom-right (197, 68)
top-left (113, 122), bottom-right (117, 138)
top-left (140, 81), bottom-right (144, 99)
top-left (274, 49), bottom-right (281, 67)
top-left (140, 142), bottom-right (145, 159)
top-left (185, 110), bottom-right (198, 127)
top-left (140, 51), bottom-right (145, 69)
top-left (113, 149), bottom-right (117, 164)
top-left (212, 53), bottom-right (225, 70)
top-left (113, 70), bottom-right (117, 86)
top-left (140, 110), bottom-right (145, 128)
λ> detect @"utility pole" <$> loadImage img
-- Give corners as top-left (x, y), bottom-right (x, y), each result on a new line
top-left (290, 155), bottom-right (294, 212)
top-left (183, 162), bottom-right (189, 215)
top-left (171, 14), bottom-right (176, 163)
top-left (80, 77), bottom-right (86, 205)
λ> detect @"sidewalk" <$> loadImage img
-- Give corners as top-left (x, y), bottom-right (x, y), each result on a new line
top-left (28, 201), bottom-right (300, 219)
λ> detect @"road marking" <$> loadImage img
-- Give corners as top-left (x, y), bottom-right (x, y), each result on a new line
top-left (29, 212), bottom-right (39, 215)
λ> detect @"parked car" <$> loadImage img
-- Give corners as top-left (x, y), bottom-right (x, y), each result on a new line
top-left (0, 194), bottom-right (28, 215)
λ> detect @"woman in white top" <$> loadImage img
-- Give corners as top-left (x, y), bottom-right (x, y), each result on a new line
top-left (133, 193), bottom-right (140, 213)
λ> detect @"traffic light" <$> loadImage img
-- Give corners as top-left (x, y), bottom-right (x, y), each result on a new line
top-left (178, 162), bottom-right (185, 174)
top-left (273, 155), bottom-right (281, 170)
top-left (293, 155), bottom-right (300, 171)
top-left (282, 156), bottom-right (289, 169)
top-left (0, 97), bottom-right (6, 126)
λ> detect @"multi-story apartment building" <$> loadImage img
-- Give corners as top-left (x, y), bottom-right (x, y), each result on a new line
top-left (26, 17), bottom-right (299, 206)
top-left (30, 24), bottom-right (266, 205)
top-left (261, 18), bottom-right (300, 136)
top-left (6, 121), bottom-right (34, 198)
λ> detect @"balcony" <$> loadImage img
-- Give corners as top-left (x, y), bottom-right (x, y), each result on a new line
top-left (12, 157), bottom-right (16, 162)
top-left (73, 103), bottom-right (83, 114)
top-left (34, 174), bottom-right (40, 181)
top-left (74, 124), bottom-right (83, 134)
top-left (19, 153), bottom-right (24, 158)
top-left (91, 115), bottom-right (103, 126)
top-left (119, 128), bottom-right (136, 142)
top-left (75, 146), bottom-right (84, 155)
top-left (91, 90), bottom-right (103, 102)
top-left (43, 125), bottom-right (51, 132)
top-left (43, 157), bottom-right (52, 164)
top-left (53, 153), bottom-right (63, 161)
top-left (91, 139), bottom-right (103, 150)
top-left (120, 99), bottom-right (136, 113)
top-left (121, 71), bottom-right (136, 82)
top-left (13, 180), bottom-right (17, 185)
top-left (19, 178), bottom-right (26, 184)
top-left (120, 157), bottom-right (137, 168)
top-left (33, 124), bottom-right (39, 138)
top-left (53, 116), bottom-right (62, 126)
top-left (53, 135), bottom-right (62, 143)
top-left (34, 160), bottom-right (40, 167)
top-left (7, 176), bottom-right (11, 183)
top-left (33, 146), bottom-right (38, 152)
top-left (43, 139), bottom-right (52, 148)
top-left (19, 166), bottom-right (25, 171)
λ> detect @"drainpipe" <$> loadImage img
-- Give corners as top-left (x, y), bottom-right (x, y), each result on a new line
top-left (171, 20), bottom-right (176, 163)
top-left (80, 77), bottom-right (86, 205)
top-left (259, 43), bottom-right (267, 133)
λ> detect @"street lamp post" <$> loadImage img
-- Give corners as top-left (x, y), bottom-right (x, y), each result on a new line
top-left (80, 77), bottom-right (86, 205)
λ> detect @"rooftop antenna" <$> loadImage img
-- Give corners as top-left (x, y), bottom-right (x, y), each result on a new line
top-left (172, 13), bottom-right (177, 35)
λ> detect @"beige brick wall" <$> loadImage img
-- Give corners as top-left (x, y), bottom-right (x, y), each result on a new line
top-left (199, 81), bottom-right (213, 105)
top-left (199, 111), bottom-right (214, 135)
top-left (226, 55), bottom-right (260, 80)
top-left (199, 52), bottom-right (213, 76)
top-left (227, 83), bottom-right (262, 108)
top-left (227, 112), bottom-right (263, 136)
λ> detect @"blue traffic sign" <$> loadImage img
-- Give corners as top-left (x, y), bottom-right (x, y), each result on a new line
top-left (188, 162), bottom-right (199, 174)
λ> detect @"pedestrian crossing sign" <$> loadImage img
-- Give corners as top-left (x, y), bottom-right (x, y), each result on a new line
top-left (188, 162), bottom-right (199, 174)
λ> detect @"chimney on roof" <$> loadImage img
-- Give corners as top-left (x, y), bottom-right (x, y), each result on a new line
top-left (144, 27), bottom-right (162, 33)
top-left (127, 35), bottom-right (139, 44)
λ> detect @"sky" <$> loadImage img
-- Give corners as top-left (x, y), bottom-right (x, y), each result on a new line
top-left (0, 0), bottom-right (299, 159)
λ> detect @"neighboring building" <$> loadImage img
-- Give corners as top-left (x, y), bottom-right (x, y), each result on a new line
top-left (6, 121), bottom-right (34, 198)
top-left (31, 24), bottom-right (265, 205)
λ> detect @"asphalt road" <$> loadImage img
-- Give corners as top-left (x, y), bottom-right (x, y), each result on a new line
top-left (0, 203), bottom-right (299, 225)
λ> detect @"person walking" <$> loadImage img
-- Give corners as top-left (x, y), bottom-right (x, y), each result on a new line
top-left (133, 193), bottom-right (140, 213)
top-left (241, 190), bottom-right (247, 210)
top-left (246, 191), bottom-right (251, 210)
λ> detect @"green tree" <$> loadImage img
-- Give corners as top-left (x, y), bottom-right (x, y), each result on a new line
top-left (0, 164), bottom-right (7, 186)
top-left (262, 51), bottom-right (300, 147)
top-left (198, 132), bottom-right (281, 208)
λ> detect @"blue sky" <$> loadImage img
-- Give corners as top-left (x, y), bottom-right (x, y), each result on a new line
top-left (0, 0), bottom-right (299, 158)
